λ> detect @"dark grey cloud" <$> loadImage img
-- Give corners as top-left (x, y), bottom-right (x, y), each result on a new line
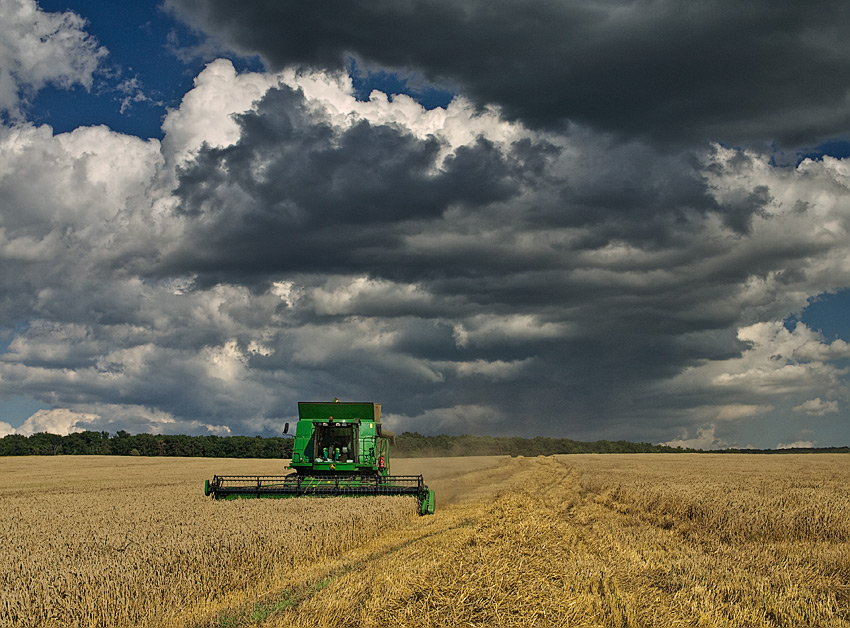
top-left (3, 46), bottom-right (850, 448)
top-left (167, 0), bottom-right (850, 147)
top-left (149, 79), bottom-right (834, 444)
top-left (168, 85), bottom-right (542, 281)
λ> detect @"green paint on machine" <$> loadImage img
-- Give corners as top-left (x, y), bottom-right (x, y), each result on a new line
top-left (204, 401), bottom-right (435, 514)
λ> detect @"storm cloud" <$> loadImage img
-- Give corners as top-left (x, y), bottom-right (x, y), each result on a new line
top-left (167, 0), bottom-right (850, 147)
top-left (2, 1), bottom-right (850, 448)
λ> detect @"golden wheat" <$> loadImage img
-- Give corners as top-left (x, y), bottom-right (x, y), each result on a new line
top-left (0, 456), bottom-right (427, 628)
top-left (4, 454), bottom-right (849, 628)
top-left (261, 454), bottom-right (850, 628)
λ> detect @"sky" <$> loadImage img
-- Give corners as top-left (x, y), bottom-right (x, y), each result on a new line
top-left (1, 0), bottom-right (850, 449)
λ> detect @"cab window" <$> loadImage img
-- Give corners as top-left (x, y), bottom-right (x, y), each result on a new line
top-left (314, 424), bottom-right (356, 462)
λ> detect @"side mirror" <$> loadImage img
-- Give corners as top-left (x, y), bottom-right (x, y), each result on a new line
top-left (283, 422), bottom-right (289, 435)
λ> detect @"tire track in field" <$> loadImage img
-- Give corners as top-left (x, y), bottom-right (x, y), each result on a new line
top-left (262, 456), bottom-right (574, 628)
top-left (189, 457), bottom-right (531, 628)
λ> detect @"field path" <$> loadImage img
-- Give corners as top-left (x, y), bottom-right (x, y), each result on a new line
top-left (203, 454), bottom-right (850, 628)
top-left (185, 455), bottom-right (552, 628)
top-left (206, 456), bottom-right (615, 628)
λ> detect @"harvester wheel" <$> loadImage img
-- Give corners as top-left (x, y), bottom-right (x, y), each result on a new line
top-left (420, 489), bottom-right (436, 515)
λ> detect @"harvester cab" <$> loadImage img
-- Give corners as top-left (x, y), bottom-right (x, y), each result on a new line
top-left (290, 402), bottom-right (390, 475)
top-left (204, 401), bottom-right (436, 515)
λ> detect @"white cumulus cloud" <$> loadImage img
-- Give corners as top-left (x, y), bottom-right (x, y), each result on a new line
top-left (776, 440), bottom-right (815, 449)
top-left (16, 408), bottom-right (98, 436)
top-left (0, 0), bottom-right (106, 117)
top-left (792, 398), bottom-right (839, 416)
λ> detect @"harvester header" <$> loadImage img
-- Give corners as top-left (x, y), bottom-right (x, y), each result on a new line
top-left (204, 401), bottom-right (435, 514)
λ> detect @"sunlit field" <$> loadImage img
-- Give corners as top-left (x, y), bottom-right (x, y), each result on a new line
top-left (2, 454), bottom-right (848, 627)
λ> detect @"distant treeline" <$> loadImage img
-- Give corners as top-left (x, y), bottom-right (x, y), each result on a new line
top-left (398, 436), bottom-right (845, 456)
top-left (721, 446), bottom-right (850, 454)
top-left (0, 430), bottom-right (847, 457)
top-left (393, 433), bottom-right (699, 456)
top-left (0, 430), bottom-right (294, 458)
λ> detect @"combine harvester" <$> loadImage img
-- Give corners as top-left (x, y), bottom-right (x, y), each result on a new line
top-left (204, 401), bottom-right (436, 514)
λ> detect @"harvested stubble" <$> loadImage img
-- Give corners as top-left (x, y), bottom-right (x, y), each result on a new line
top-left (260, 454), bottom-right (850, 628)
top-left (0, 456), bottom-right (418, 628)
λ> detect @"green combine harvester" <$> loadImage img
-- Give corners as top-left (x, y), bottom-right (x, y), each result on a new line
top-left (204, 401), bottom-right (436, 515)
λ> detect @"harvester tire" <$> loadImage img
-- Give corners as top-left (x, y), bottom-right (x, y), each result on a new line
top-left (421, 489), bottom-right (436, 515)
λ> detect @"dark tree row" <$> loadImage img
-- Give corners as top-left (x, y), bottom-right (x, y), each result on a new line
top-left (391, 433), bottom-right (849, 456)
top-left (391, 432), bottom-right (699, 456)
top-left (1, 430), bottom-right (846, 458)
top-left (0, 430), bottom-right (294, 458)
top-left (0, 430), bottom-right (692, 457)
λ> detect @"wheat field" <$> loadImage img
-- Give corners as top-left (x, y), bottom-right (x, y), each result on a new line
top-left (0, 456), bottom-right (427, 628)
top-left (2, 454), bottom-right (849, 627)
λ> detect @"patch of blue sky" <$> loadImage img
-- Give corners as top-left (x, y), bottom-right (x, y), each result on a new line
top-left (28, 3), bottom-right (453, 142)
top-left (29, 0), bottom-right (263, 139)
top-left (0, 396), bottom-right (47, 430)
top-left (767, 138), bottom-right (850, 167)
top-left (797, 139), bottom-right (850, 164)
top-left (1, 323), bottom-right (46, 429)
top-left (785, 288), bottom-right (850, 342)
top-left (347, 58), bottom-right (454, 110)
top-left (0, 321), bottom-right (28, 353)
